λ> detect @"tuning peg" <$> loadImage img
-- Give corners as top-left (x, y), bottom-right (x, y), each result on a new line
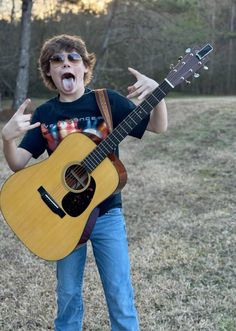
top-left (178, 56), bottom-right (183, 61)
top-left (185, 48), bottom-right (191, 53)
top-left (203, 65), bottom-right (208, 70)
top-left (185, 80), bottom-right (191, 85)
top-left (194, 73), bottom-right (200, 78)
top-left (170, 64), bottom-right (174, 69)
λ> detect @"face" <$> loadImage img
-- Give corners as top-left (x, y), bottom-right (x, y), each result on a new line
top-left (47, 51), bottom-right (88, 101)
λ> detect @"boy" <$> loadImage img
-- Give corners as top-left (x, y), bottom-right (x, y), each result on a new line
top-left (2, 34), bottom-right (167, 331)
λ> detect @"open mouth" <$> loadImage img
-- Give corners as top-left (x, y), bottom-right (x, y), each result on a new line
top-left (62, 72), bottom-right (75, 80)
top-left (61, 73), bottom-right (75, 91)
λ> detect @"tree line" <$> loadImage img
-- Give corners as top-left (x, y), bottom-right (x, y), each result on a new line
top-left (0, 0), bottom-right (235, 111)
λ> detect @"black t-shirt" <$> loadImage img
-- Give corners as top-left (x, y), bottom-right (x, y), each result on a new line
top-left (19, 88), bottom-right (149, 215)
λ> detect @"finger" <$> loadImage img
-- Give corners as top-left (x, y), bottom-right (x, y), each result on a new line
top-left (127, 85), bottom-right (137, 94)
top-left (128, 67), bottom-right (143, 79)
top-left (137, 90), bottom-right (149, 100)
top-left (26, 121), bottom-right (41, 131)
top-left (21, 113), bottom-right (32, 122)
top-left (20, 120), bottom-right (40, 131)
top-left (127, 85), bottom-right (145, 99)
top-left (15, 98), bottom-right (31, 115)
top-left (132, 80), bottom-right (144, 90)
top-left (127, 90), bottom-right (138, 99)
top-left (127, 81), bottom-right (144, 95)
top-left (137, 83), bottom-right (159, 100)
top-left (127, 90), bottom-right (140, 99)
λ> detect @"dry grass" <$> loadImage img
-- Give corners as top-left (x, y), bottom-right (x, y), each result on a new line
top-left (0, 96), bottom-right (236, 330)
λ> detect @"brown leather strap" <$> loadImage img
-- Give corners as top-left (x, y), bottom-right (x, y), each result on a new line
top-left (95, 89), bottom-right (113, 133)
top-left (77, 207), bottom-right (100, 246)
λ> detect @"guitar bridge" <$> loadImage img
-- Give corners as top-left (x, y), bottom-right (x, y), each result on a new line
top-left (38, 186), bottom-right (66, 218)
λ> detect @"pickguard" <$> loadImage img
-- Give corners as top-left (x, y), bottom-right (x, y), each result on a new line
top-left (62, 177), bottom-right (96, 217)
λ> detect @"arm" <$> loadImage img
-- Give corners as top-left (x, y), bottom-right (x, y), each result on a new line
top-left (126, 67), bottom-right (168, 133)
top-left (1, 99), bottom-right (40, 172)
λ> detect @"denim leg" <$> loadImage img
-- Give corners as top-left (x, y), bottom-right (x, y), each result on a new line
top-left (90, 208), bottom-right (139, 331)
top-left (54, 244), bottom-right (87, 331)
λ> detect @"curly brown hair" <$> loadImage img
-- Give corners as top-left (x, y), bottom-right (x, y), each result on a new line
top-left (39, 34), bottom-right (96, 90)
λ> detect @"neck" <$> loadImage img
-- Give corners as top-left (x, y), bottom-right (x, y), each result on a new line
top-left (59, 87), bottom-right (85, 102)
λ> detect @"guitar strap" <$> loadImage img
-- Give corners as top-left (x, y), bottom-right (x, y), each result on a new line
top-left (95, 88), bottom-right (113, 133)
top-left (77, 89), bottom-right (113, 247)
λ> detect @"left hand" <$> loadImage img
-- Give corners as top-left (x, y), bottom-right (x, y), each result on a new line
top-left (127, 67), bottom-right (159, 101)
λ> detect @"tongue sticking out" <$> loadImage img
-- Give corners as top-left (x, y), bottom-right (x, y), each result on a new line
top-left (62, 76), bottom-right (75, 91)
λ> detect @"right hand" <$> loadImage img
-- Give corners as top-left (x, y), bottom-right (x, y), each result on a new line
top-left (2, 99), bottom-right (41, 141)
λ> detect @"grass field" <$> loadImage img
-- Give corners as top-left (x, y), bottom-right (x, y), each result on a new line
top-left (0, 96), bottom-right (236, 330)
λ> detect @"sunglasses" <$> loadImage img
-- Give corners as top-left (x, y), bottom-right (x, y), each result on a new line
top-left (49, 52), bottom-right (82, 66)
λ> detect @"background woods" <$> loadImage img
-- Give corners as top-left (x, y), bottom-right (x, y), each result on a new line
top-left (0, 0), bottom-right (235, 106)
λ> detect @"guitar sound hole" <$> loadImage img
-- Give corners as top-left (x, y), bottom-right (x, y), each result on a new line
top-left (64, 163), bottom-right (90, 192)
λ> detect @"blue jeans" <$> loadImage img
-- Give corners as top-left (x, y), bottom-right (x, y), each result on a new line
top-left (54, 208), bottom-right (139, 331)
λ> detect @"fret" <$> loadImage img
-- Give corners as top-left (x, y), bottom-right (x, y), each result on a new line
top-left (118, 126), bottom-right (129, 136)
top-left (94, 147), bottom-right (107, 159)
top-left (109, 134), bottom-right (120, 145)
top-left (89, 150), bottom-right (102, 164)
top-left (81, 159), bottom-right (93, 173)
top-left (99, 141), bottom-right (111, 154)
top-left (114, 129), bottom-right (125, 140)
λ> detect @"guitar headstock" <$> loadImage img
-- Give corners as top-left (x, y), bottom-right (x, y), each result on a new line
top-left (165, 43), bottom-right (213, 88)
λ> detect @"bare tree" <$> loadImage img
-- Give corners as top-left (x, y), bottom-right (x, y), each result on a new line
top-left (12, 0), bottom-right (33, 112)
top-left (227, 0), bottom-right (235, 91)
top-left (92, 0), bottom-right (119, 83)
top-left (0, 93), bottom-right (2, 112)
top-left (10, 0), bottom-right (16, 23)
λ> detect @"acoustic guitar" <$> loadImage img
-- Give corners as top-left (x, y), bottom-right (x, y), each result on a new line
top-left (0, 44), bottom-right (213, 260)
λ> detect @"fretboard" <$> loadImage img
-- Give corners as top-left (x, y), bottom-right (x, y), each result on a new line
top-left (82, 79), bottom-right (173, 172)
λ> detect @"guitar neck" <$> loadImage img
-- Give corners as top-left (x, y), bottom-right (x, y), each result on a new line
top-left (83, 79), bottom-right (173, 172)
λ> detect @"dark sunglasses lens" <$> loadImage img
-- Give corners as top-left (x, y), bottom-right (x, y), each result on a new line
top-left (68, 53), bottom-right (82, 62)
top-left (50, 53), bottom-right (81, 65)
top-left (50, 54), bottom-right (64, 63)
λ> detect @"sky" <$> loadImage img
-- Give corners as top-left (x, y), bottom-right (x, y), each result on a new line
top-left (0, 0), bottom-right (112, 21)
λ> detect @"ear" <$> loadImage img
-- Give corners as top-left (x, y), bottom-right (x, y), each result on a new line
top-left (83, 63), bottom-right (89, 73)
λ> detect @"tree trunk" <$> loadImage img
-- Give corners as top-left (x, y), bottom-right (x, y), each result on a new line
top-left (12, 0), bottom-right (33, 112)
top-left (11, 0), bottom-right (16, 23)
top-left (0, 93), bottom-right (2, 112)
top-left (227, 0), bottom-right (235, 93)
top-left (92, 0), bottom-right (119, 84)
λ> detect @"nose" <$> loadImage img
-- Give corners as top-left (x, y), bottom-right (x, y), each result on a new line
top-left (63, 57), bottom-right (71, 67)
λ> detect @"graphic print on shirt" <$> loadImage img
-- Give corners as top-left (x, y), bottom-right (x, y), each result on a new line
top-left (41, 116), bottom-right (109, 152)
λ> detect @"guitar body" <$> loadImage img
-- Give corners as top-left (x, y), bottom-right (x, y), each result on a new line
top-left (0, 132), bottom-right (127, 260)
